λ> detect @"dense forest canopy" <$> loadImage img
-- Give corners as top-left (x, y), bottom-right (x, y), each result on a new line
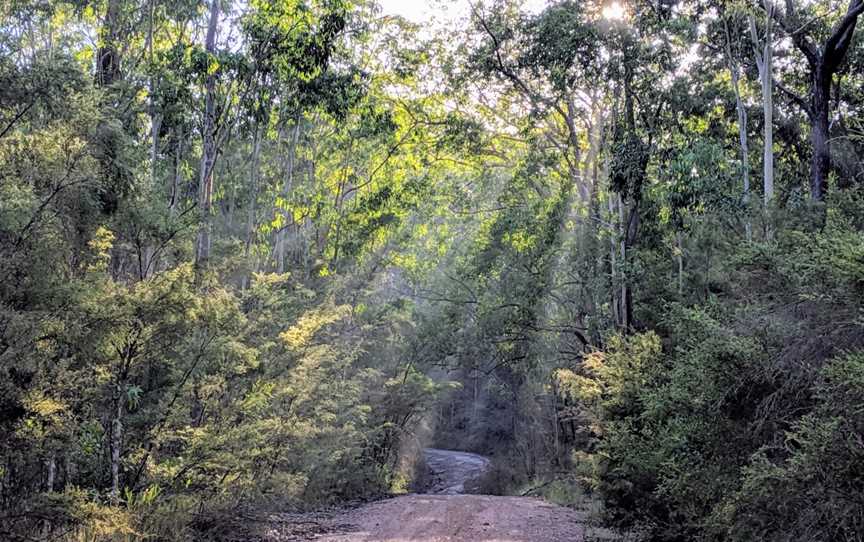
top-left (2, 0), bottom-right (864, 540)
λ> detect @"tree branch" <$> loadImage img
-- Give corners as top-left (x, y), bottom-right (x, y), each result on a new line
top-left (826, 0), bottom-right (864, 66)
top-left (469, 2), bottom-right (569, 122)
top-left (775, 80), bottom-right (811, 116)
top-left (762, 0), bottom-right (819, 66)
top-left (0, 100), bottom-right (36, 140)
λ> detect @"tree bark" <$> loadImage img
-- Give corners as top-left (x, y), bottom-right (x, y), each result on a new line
top-left (195, 0), bottom-right (220, 267)
top-left (565, 96), bottom-right (586, 202)
top-left (618, 194), bottom-right (628, 330)
top-left (97, 0), bottom-right (123, 86)
top-left (724, 18), bottom-right (753, 240)
top-left (170, 126), bottom-right (183, 215)
top-left (728, 59), bottom-right (753, 238)
top-left (148, 0), bottom-right (159, 189)
top-left (618, 67), bottom-right (643, 331)
top-left (150, 116), bottom-right (161, 187)
top-left (110, 386), bottom-right (122, 505)
top-left (46, 454), bottom-right (56, 493)
top-left (64, 453), bottom-right (75, 490)
top-left (109, 335), bottom-right (136, 505)
top-left (242, 123), bottom-right (263, 289)
top-left (810, 67), bottom-right (832, 201)
top-left (608, 187), bottom-right (619, 327)
top-left (276, 122), bottom-right (301, 274)
top-left (749, 10), bottom-right (775, 207)
top-left (725, 19), bottom-right (751, 219)
top-left (761, 36), bottom-right (775, 207)
top-left (676, 231), bottom-right (684, 296)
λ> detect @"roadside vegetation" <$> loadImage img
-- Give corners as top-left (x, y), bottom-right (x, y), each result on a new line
top-left (2, 1), bottom-right (864, 541)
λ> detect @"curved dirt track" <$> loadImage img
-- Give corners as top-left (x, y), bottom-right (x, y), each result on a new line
top-left (306, 449), bottom-right (587, 542)
top-left (424, 448), bottom-right (490, 494)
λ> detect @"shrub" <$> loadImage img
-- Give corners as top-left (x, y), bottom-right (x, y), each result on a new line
top-left (727, 352), bottom-right (864, 541)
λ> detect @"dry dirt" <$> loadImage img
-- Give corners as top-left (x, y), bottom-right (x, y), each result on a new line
top-left (260, 449), bottom-right (590, 542)
top-left (315, 493), bottom-right (586, 542)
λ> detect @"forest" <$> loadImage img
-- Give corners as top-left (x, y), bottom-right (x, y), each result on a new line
top-left (2, 0), bottom-right (864, 540)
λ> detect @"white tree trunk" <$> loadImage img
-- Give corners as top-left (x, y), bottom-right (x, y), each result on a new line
top-left (750, 10), bottom-right (775, 207)
top-left (724, 19), bottom-right (752, 241)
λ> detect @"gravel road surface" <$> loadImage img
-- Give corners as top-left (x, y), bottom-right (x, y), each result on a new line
top-left (304, 449), bottom-right (586, 541)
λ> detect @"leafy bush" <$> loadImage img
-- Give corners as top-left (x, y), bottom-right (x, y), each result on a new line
top-left (559, 201), bottom-right (864, 541)
top-left (728, 352), bottom-right (864, 541)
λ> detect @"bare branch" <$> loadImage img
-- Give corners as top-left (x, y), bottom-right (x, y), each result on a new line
top-left (0, 100), bottom-right (36, 140)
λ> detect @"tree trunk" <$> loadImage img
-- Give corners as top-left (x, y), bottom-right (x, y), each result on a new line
top-left (725, 19), bottom-right (751, 229)
top-left (676, 231), bottom-right (684, 296)
top-left (64, 453), bottom-right (75, 490)
top-left (810, 69), bottom-right (831, 201)
top-left (565, 96), bottom-right (586, 202)
top-left (749, 12), bottom-right (774, 207)
top-left (148, 0), bottom-right (159, 189)
top-left (150, 115), bottom-right (161, 187)
top-left (170, 127), bottom-right (183, 215)
top-left (110, 387), bottom-right (122, 505)
top-left (195, 0), bottom-right (220, 267)
top-left (810, 0), bottom-right (864, 200)
top-left (276, 122), bottom-right (300, 274)
top-left (618, 194), bottom-right (628, 330)
top-left (617, 65), bottom-right (641, 332)
top-left (242, 124), bottom-right (263, 288)
top-left (723, 20), bottom-right (750, 206)
top-left (226, 183), bottom-right (236, 230)
top-left (97, 0), bottom-right (122, 86)
top-left (46, 454), bottom-right (56, 492)
top-left (761, 45), bottom-right (774, 206)
top-left (608, 190), bottom-right (619, 327)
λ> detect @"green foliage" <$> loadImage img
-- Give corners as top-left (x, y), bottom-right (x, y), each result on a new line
top-left (0, 1), bottom-right (450, 538)
top-left (561, 198), bottom-right (864, 540)
top-left (610, 131), bottom-right (650, 201)
top-left (730, 354), bottom-right (864, 541)
top-left (3, 0), bottom-right (864, 540)
top-left (520, 1), bottom-right (601, 92)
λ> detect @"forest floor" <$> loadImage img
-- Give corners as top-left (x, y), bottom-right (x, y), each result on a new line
top-left (256, 449), bottom-right (607, 542)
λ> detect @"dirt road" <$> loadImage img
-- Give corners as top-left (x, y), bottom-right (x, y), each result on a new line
top-left (424, 448), bottom-right (489, 494)
top-left (301, 449), bottom-right (587, 542)
top-left (315, 493), bottom-right (586, 541)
